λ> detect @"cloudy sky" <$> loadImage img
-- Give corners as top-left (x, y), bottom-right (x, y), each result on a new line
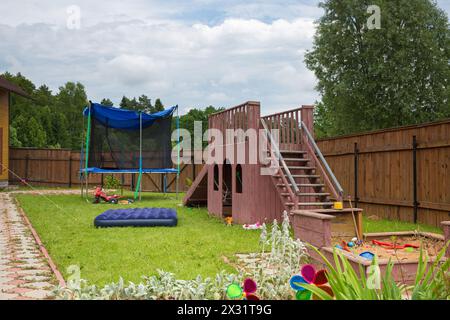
top-left (1, 1), bottom-right (449, 115)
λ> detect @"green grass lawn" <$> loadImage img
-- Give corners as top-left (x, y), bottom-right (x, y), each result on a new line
top-left (16, 191), bottom-right (443, 286)
top-left (363, 217), bottom-right (442, 234)
top-left (16, 192), bottom-right (261, 286)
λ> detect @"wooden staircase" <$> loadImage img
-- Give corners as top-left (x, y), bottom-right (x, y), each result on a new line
top-left (264, 149), bottom-right (335, 212)
top-left (261, 113), bottom-right (344, 213)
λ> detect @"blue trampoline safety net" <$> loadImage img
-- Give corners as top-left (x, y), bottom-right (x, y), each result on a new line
top-left (82, 102), bottom-right (178, 171)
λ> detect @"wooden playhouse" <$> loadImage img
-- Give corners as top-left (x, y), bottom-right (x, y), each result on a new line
top-left (184, 101), bottom-right (355, 224)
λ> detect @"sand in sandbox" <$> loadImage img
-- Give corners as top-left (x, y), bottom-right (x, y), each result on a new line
top-left (333, 236), bottom-right (444, 261)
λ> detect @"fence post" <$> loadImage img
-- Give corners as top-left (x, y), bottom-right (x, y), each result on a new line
top-left (68, 153), bottom-right (72, 188)
top-left (25, 153), bottom-right (29, 182)
top-left (354, 142), bottom-right (359, 208)
top-left (412, 136), bottom-right (419, 224)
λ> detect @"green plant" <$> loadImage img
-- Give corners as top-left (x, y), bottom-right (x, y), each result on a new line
top-left (104, 175), bottom-right (121, 190)
top-left (301, 241), bottom-right (450, 300)
top-left (412, 240), bottom-right (450, 300)
top-left (52, 211), bottom-right (308, 300)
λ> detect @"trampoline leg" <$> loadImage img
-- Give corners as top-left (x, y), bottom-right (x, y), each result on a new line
top-left (81, 175), bottom-right (84, 198)
top-left (139, 176), bottom-right (142, 201)
top-left (176, 173), bottom-right (179, 200)
top-left (85, 173), bottom-right (89, 199)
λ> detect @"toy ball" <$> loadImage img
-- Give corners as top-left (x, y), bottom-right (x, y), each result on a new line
top-left (335, 245), bottom-right (343, 250)
top-left (347, 241), bottom-right (355, 248)
top-left (351, 237), bottom-right (358, 242)
top-left (405, 247), bottom-right (415, 253)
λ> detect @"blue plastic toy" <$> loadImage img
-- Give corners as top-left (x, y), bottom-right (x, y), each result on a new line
top-left (359, 251), bottom-right (375, 260)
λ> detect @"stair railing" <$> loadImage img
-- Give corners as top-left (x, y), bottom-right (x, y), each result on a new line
top-left (300, 121), bottom-right (344, 202)
top-left (261, 119), bottom-right (299, 195)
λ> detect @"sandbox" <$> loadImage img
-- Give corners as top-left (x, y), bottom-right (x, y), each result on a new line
top-left (291, 210), bottom-right (449, 285)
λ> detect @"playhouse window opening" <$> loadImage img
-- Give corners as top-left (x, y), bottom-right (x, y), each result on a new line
top-left (236, 164), bottom-right (243, 193)
top-left (213, 164), bottom-right (219, 191)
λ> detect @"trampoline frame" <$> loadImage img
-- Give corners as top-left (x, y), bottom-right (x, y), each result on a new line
top-left (80, 101), bottom-right (181, 200)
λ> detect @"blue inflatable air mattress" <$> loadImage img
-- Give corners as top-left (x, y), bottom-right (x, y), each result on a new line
top-left (94, 208), bottom-right (178, 228)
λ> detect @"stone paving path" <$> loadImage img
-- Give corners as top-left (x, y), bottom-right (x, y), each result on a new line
top-left (0, 192), bottom-right (56, 300)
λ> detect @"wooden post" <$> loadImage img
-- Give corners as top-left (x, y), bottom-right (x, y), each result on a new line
top-left (442, 221), bottom-right (450, 258)
top-left (25, 153), bottom-right (29, 182)
top-left (300, 105), bottom-right (315, 139)
top-left (68, 154), bottom-right (72, 188)
top-left (354, 142), bottom-right (359, 208)
top-left (121, 173), bottom-right (124, 196)
top-left (413, 136), bottom-right (419, 224)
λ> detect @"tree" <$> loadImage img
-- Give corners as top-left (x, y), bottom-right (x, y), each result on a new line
top-left (9, 126), bottom-right (22, 148)
top-left (100, 98), bottom-right (114, 106)
top-left (138, 95), bottom-right (153, 113)
top-left (119, 96), bottom-right (140, 111)
top-left (178, 106), bottom-right (225, 148)
top-left (55, 82), bottom-right (88, 149)
top-left (305, 0), bottom-right (450, 137)
top-left (154, 98), bottom-right (164, 112)
top-left (51, 112), bottom-right (70, 148)
top-left (12, 115), bottom-right (47, 148)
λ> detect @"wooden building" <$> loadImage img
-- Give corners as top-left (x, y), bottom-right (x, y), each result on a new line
top-left (184, 101), bottom-right (350, 224)
top-left (0, 77), bottom-right (29, 187)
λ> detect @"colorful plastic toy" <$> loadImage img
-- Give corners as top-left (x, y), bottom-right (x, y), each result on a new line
top-left (372, 240), bottom-right (419, 250)
top-left (93, 186), bottom-right (121, 204)
top-left (359, 251), bottom-right (375, 260)
top-left (226, 278), bottom-right (259, 300)
top-left (290, 265), bottom-right (334, 300)
top-left (243, 222), bottom-right (263, 230)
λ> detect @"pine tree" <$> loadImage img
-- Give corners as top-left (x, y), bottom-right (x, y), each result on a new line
top-left (154, 98), bottom-right (164, 112)
top-left (100, 98), bottom-right (114, 106)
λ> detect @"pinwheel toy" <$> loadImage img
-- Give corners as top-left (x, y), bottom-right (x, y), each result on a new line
top-left (226, 278), bottom-right (259, 300)
top-left (290, 265), bottom-right (334, 300)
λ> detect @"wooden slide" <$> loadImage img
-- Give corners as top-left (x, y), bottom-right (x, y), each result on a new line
top-left (183, 165), bottom-right (208, 206)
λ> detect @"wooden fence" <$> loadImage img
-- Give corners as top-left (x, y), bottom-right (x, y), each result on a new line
top-left (317, 119), bottom-right (450, 227)
top-left (8, 148), bottom-right (202, 193)
top-left (8, 119), bottom-right (450, 227)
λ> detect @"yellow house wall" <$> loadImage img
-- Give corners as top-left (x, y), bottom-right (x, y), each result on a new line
top-left (0, 89), bottom-right (8, 183)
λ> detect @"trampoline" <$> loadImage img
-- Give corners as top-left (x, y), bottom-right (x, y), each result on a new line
top-left (94, 208), bottom-right (178, 228)
top-left (80, 101), bottom-right (181, 200)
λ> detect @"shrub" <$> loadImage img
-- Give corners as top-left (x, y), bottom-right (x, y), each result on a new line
top-left (104, 175), bottom-right (121, 190)
top-left (53, 212), bottom-right (308, 300)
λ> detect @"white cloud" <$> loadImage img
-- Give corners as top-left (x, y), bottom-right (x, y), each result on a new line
top-left (2, 1), bottom-right (447, 115)
top-left (0, 15), bottom-right (318, 114)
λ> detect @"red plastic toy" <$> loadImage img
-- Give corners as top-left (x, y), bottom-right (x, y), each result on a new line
top-left (371, 240), bottom-right (419, 250)
top-left (93, 186), bottom-right (121, 204)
